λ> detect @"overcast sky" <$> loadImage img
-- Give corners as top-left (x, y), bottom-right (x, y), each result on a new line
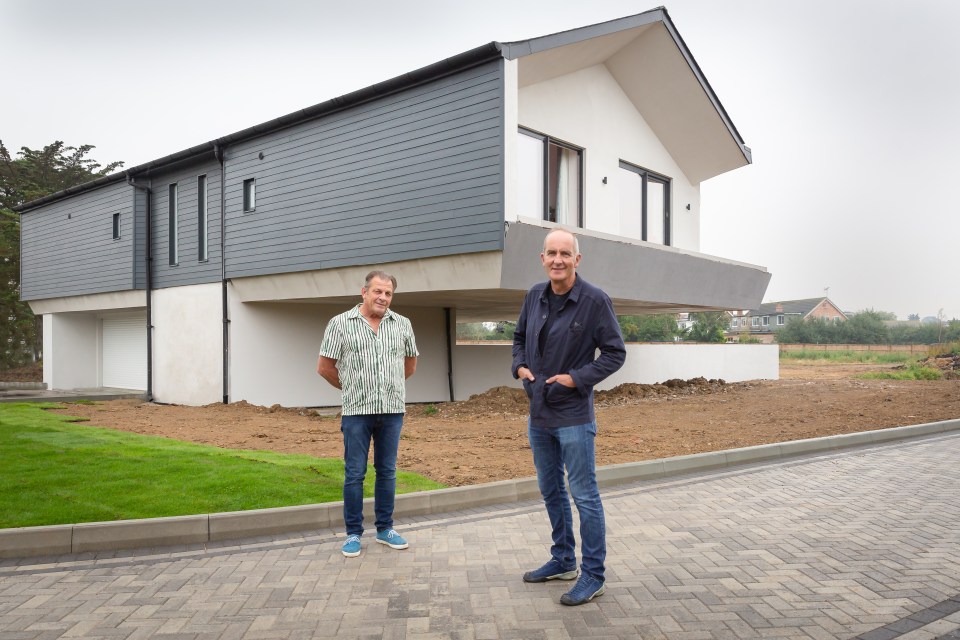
top-left (3, 0), bottom-right (958, 320)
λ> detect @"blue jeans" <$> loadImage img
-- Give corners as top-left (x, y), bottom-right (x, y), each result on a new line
top-left (341, 413), bottom-right (403, 536)
top-left (528, 420), bottom-right (605, 581)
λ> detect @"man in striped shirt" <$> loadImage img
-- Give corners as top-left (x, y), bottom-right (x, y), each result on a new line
top-left (317, 270), bottom-right (419, 558)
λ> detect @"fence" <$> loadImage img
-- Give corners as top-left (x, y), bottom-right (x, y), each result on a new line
top-left (778, 344), bottom-right (931, 354)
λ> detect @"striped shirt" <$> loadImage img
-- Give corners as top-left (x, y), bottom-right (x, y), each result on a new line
top-left (319, 304), bottom-right (418, 416)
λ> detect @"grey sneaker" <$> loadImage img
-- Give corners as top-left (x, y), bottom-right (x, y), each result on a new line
top-left (341, 534), bottom-right (361, 557)
top-left (523, 559), bottom-right (579, 583)
top-left (560, 573), bottom-right (605, 606)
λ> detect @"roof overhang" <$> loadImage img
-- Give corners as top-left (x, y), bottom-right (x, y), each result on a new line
top-left (500, 8), bottom-right (751, 183)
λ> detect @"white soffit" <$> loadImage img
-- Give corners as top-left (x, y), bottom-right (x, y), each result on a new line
top-left (513, 20), bottom-right (749, 183)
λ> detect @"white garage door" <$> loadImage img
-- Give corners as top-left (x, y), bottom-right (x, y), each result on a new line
top-left (102, 314), bottom-right (147, 390)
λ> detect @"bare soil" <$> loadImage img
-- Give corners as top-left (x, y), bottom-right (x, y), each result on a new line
top-left (50, 362), bottom-right (960, 487)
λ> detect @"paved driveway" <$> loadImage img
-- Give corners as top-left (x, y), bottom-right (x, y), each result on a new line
top-left (2, 433), bottom-right (959, 639)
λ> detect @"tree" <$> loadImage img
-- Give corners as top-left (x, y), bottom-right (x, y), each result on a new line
top-left (908, 313), bottom-right (920, 321)
top-left (617, 314), bottom-right (679, 342)
top-left (0, 140), bottom-right (123, 370)
top-left (686, 312), bottom-right (728, 343)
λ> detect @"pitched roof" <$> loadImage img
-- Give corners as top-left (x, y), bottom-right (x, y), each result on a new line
top-left (17, 7), bottom-right (748, 212)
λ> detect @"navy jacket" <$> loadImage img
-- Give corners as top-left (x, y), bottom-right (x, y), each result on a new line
top-left (512, 275), bottom-right (626, 428)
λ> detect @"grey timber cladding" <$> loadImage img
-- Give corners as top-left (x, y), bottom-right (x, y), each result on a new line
top-left (19, 181), bottom-right (138, 301)
top-left (150, 159), bottom-right (223, 289)
top-left (222, 59), bottom-right (505, 279)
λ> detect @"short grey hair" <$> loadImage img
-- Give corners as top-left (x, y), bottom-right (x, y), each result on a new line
top-left (543, 229), bottom-right (580, 256)
top-left (364, 270), bottom-right (398, 291)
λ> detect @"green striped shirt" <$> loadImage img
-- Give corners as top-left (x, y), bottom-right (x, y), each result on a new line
top-left (319, 304), bottom-right (418, 416)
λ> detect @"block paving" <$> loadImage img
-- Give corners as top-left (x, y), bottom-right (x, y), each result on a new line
top-left (2, 432), bottom-right (959, 639)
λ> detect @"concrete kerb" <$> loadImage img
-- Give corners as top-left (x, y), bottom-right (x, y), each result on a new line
top-left (2, 418), bottom-right (958, 560)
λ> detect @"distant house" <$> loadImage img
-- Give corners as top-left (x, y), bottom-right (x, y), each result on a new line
top-left (16, 8), bottom-right (770, 407)
top-left (728, 298), bottom-right (846, 343)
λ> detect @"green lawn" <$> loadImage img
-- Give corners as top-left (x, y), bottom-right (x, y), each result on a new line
top-left (0, 402), bottom-right (444, 529)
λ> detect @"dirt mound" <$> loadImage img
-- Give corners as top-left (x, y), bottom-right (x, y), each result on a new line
top-left (919, 353), bottom-right (960, 379)
top-left (596, 377), bottom-right (728, 405)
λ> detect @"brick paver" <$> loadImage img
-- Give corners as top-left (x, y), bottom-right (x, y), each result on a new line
top-left (2, 433), bottom-right (959, 639)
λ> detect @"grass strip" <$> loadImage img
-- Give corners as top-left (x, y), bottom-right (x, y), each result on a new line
top-left (0, 402), bottom-right (444, 529)
top-left (780, 350), bottom-right (916, 364)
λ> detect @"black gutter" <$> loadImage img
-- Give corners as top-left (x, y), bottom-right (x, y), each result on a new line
top-left (13, 42), bottom-right (504, 214)
top-left (126, 174), bottom-right (154, 401)
top-left (213, 144), bottom-right (229, 404)
top-left (445, 307), bottom-right (455, 401)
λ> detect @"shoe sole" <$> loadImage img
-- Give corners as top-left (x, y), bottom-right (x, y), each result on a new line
top-left (560, 583), bottom-right (605, 606)
top-left (523, 569), bottom-right (579, 583)
top-left (376, 538), bottom-right (409, 550)
top-left (341, 548), bottom-right (361, 558)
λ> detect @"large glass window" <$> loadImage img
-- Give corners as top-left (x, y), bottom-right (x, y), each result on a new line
top-left (618, 161), bottom-right (671, 245)
top-left (517, 129), bottom-right (582, 226)
top-left (168, 183), bottom-right (178, 266)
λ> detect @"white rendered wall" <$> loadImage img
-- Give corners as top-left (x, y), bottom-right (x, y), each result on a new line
top-left (451, 343), bottom-right (778, 401)
top-left (151, 283), bottom-right (223, 405)
top-left (516, 65), bottom-right (701, 251)
top-left (229, 295), bottom-right (452, 408)
top-left (43, 313), bottom-right (98, 390)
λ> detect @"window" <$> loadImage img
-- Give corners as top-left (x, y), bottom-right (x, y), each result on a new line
top-left (732, 318), bottom-right (739, 328)
top-left (777, 315), bottom-right (785, 326)
top-left (618, 160), bottom-right (672, 245)
top-left (517, 128), bottom-right (582, 226)
top-left (751, 317), bottom-right (759, 327)
top-left (762, 316), bottom-right (770, 326)
top-left (243, 178), bottom-right (256, 212)
top-left (112, 213), bottom-right (120, 240)
top-left (168, 184), bottom-right (178, 265)
top-left (197, 175), bottom-right (208, 261)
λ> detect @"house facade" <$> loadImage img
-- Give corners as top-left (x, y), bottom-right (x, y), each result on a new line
top-left (728, 298), bottom-right (847, 343)
top-left (18, 9), bottom-right (771, 407)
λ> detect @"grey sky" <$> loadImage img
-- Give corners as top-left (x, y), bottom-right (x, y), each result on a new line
top-left (3, 0), bottom-right (958, 320)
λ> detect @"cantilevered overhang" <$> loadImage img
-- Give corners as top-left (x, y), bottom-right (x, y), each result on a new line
top-left (500, 8), bottom-right (751, 183)
top-left (231, 221), bottom-right (769, 323)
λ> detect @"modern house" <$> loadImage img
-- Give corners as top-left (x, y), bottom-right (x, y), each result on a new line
top-left (17, 8), bottom-right (772, 407)
top-left (728, 298), bottom-right (847, 343)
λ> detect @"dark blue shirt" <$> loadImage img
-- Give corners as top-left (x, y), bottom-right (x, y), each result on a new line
top-left (512, 275), bottom-right (626, 428)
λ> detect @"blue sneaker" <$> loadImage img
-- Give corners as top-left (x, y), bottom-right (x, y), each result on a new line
top-left (375, 529), bottom-right (409, 549)
top-left (560, 573), bottom-right (605, 606)
top-left (341, 534), bottom-right (361, 557)
top-left (523, 559), bottom-right (579, 583)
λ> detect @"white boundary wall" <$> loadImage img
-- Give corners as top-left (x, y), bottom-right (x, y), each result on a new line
top-left (452, 343), bottom-right (778, 401)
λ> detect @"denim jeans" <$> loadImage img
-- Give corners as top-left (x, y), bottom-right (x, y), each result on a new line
top-left (341, 413), bottom-right (403, 536)
top-left (528, 419), bottom-right (605, 581)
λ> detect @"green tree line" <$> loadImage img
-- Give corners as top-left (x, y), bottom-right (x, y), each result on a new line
top-left (0, 140), bottom-right (123, 370)
top-left (775, 309), bottom-right (960, 345)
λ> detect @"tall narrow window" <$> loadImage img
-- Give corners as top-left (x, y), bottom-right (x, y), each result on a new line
top-left (168, 183), bottom-right (179, 266)
top-left (618, 161), bottom-right (672, 246)
top-left (197, 175), bottom-right (208, 261)
top-left (243, 178), bottom-right (256, 212)
top-left (112, 213), bottom-right (121, 240)
top-left (516, 128), bottom-right (582, 226)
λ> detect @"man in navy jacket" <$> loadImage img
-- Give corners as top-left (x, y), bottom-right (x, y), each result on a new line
top-left (512, 228), bottom-right (626, 606)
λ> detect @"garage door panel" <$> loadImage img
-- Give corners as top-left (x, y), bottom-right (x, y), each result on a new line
top-left (102, 315), bottom-right (146, 390)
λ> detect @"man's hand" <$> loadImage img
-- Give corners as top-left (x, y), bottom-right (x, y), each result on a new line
top-left (545, 373), bottom-right (576, 388)
top-left (317, 356), bottom-right (342, 390)
top-left (517, 366), bottom-right (535, 382)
